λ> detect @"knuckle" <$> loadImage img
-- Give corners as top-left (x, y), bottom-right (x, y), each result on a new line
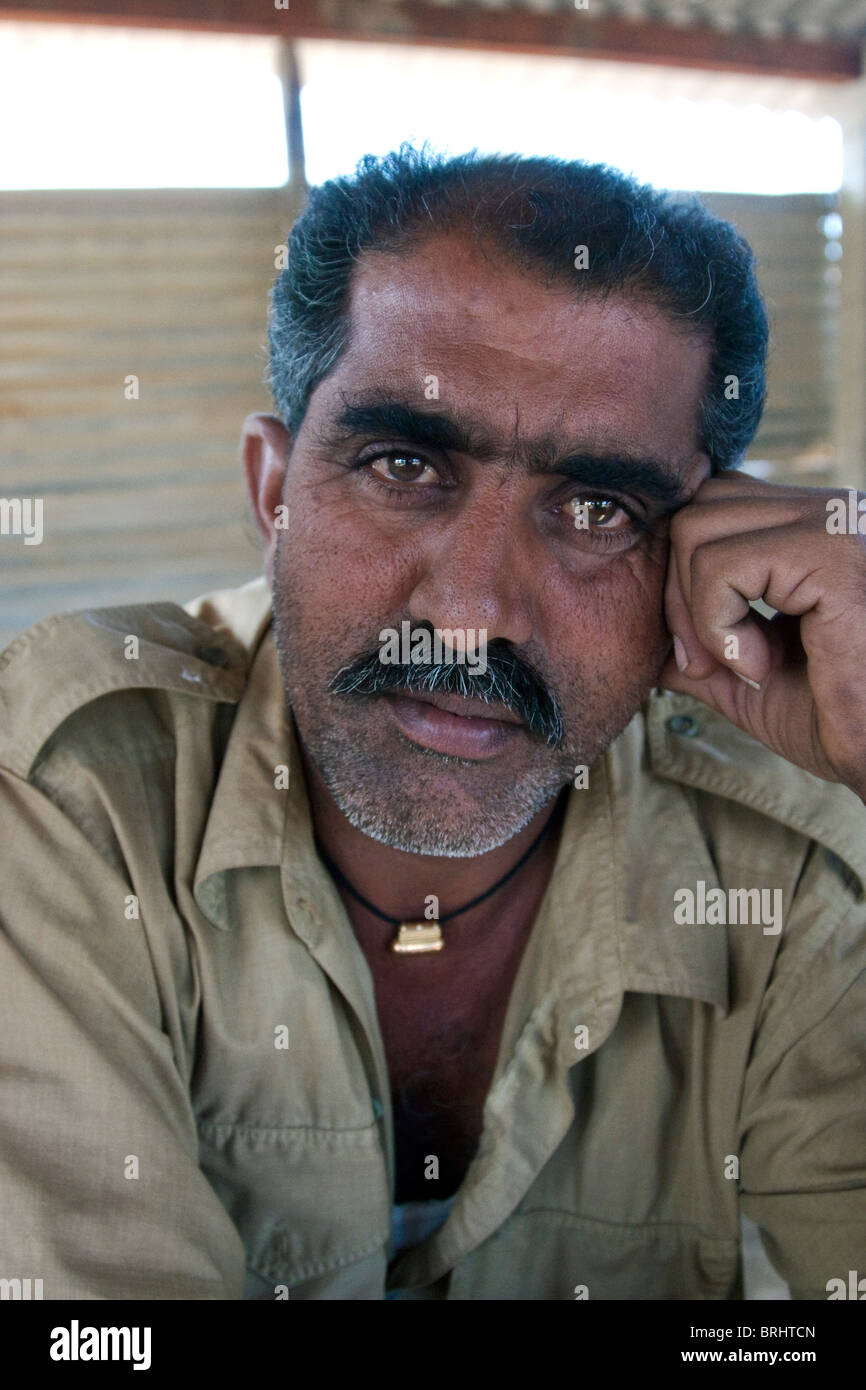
top-left (689, 543), bottom-right (715, 587)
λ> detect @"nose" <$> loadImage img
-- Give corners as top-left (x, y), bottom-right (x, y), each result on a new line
top-left (405, 478), bottom-right (535, 648)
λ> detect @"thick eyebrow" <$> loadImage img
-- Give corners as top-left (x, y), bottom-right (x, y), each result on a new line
top-left (333, 400), bottom-right (495, 459)
top-left (331, 397), bottom-right (689, 511)
top-left (536, 454), bottom-right (688, 510)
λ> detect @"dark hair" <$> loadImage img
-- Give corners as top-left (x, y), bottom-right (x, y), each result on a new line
top-left (268, 145), bottom-right (768, 469)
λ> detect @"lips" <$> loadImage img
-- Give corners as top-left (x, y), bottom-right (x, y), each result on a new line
top-left (396, 688), bottom-right (523, 724)
top-left (384, 687), bottom-right (524, 759)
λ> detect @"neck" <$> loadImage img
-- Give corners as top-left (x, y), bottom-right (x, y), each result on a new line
top-left (300, 745), bottom-right (566, 948)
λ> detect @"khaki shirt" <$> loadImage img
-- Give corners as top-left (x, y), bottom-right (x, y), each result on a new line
top-left (1, 577), bottom-right (865, 1301)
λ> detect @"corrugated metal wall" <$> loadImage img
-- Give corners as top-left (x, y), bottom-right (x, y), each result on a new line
top-left (0, 188), bottom-right (295, 648)
top-left (704, 192), bottom-right (840, 478)
top-left (0, 187), bottom-right (839, 649)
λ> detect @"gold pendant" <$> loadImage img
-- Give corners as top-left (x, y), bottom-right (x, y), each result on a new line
top-left (390, 920), bottom-right (443, 954)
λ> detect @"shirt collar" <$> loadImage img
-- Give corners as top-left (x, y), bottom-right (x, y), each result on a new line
top-left (498, 716), bottom-right (732, 1084)
top-left (193, 628), bottom-right (294, 925)
top-left (193, 627), bottom-right (356, 952)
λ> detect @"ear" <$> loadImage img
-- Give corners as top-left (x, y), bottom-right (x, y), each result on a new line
top-left (241, 413), bottom-right (292, 575)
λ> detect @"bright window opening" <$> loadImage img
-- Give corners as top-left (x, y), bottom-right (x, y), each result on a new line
top-left (299, 41), bottom-right (844, 195)
top-left (0, 22), bottom-right (288, 189)
top-left (0, 23), bottom-right (844, 195)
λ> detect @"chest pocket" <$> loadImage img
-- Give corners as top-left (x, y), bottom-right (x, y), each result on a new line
top-left (449, 1208), bottom-right (740, 1299)
top-left (198, 1118), bottom-right (391, 1292)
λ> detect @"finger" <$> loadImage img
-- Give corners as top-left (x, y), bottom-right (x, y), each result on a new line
top-left (664, 537), bottom-right (728, 680)
top-left (658, 648), bottom-right (761, 723)
top-left (686, 533), bottom-right (776, 686)
top-left (671, 500), bottom-right (808, 615)
top-left (687, 469), bottom-right (830, 507)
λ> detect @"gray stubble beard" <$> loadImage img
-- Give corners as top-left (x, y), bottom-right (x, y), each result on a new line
top-left (271, 587), bottom-right (575, 859)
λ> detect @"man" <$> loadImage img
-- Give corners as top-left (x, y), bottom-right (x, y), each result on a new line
top-left (1, 147), bottom-right (865, 1300)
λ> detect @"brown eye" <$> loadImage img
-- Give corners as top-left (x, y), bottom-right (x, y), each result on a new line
top-left (568, 496), bottom-right (626, 529)
top-left (371, 453), bottom-right (437, 485)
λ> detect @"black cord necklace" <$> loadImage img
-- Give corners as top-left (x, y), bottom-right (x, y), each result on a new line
top-left (315, 812), bottom-right (554, 955)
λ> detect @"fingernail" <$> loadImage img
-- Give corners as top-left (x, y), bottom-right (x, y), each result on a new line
top-left (673, 635), bottom-right (689, 672)
top-left (734, 671), bottom-right (761, 691)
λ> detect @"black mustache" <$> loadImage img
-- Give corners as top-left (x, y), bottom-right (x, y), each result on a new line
top-left (329, 628), bottom-right (564, 748)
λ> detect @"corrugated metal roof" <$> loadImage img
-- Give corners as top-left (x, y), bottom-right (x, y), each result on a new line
top-left (378, 0), bottom-right (866, 43)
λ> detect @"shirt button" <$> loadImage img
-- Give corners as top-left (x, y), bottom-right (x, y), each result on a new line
top-left (371, 1098), bottom-right (384, 1120)
top-left (668, 714), bottom-right (698, 737)
top-left (196, 645), bottom-right (229, 668)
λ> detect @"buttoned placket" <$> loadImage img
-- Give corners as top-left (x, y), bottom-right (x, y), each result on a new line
top-left (386, 755), bottom-right (628, 1294)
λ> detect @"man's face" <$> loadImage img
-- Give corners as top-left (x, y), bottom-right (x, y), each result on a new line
top-left (261, 233), bottom-right (711, 856)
